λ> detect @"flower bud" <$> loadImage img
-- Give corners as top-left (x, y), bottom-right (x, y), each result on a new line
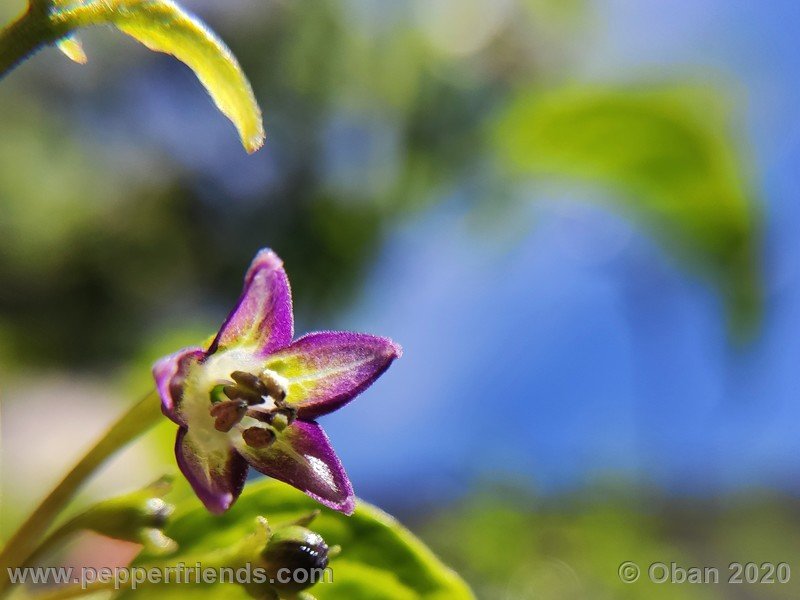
top-left (76, 476), bottom-right (177, 555)
top-left (260, 525), bottom-right (330, 592)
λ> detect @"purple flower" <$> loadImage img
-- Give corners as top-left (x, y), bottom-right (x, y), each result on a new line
top-left (153, 249), bottom-right (401, 515)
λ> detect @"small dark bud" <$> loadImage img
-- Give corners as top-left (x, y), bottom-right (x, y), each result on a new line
top-left (261, 526), bottom-right (330, 592)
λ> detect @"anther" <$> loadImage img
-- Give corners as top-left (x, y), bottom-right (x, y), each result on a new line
top-left (242, 427), bottom-right (276, 449)
top-left (259, 370), bottom-right (288, 402)
top-left (245, 409), bottom-right (273, 423)
top-left (231, 371), bottom-right (268, 395)
top-left (223, 384), bottom-right (263, 405)
top-left (244, 406), bottom-right (296, 430)
top-left (210, 400), bottom-right (248, 432)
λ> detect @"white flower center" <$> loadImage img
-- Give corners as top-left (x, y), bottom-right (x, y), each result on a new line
top-left (182, 347), bottom-right (292, 452)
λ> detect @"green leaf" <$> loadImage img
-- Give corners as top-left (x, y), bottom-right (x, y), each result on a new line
top-left (495, 85), bottom-right (762, 336)
top-left (132, 479), bottom-right (474, 599)
top-left (53, 0), bottom-right (264, 153)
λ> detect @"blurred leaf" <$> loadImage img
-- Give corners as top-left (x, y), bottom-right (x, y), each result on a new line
top-left (495, 86), bottom-right (762, 336)
top-left (133, 479), bottom-right (474, 599)
top-left (424, 487), bottom-right (719, 600)
top-left (54, 0), bottom-right (264, 152)
top-left (523, 0), bottom-right (587, 24)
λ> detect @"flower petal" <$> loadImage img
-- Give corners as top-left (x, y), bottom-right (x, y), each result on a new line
top-left (235, 421), bottom-right (355, 514)
top-left (208, 249), bottom-right (293, 356)
top-left (175, 427), bottom-right (249, 514)
top-left (153, 347), bottom-right (205, 425)
top-left (263, 332), bottom-right (402, 420)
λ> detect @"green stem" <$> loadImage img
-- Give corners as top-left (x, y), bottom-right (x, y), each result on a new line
top-left (0, 3), bottom-right (58, 79)
top-left (20, 512), bottom-right (89, 569)
top-left (0, 390), bottom-right (162, 595)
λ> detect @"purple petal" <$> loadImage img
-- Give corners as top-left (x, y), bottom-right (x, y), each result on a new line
top-left (208, 249), bottom-right (294, 356)
top-left (153, 347), bottom-right (205, 425)
top-left (175, 427), bottom-right (249, 514)
top-left (264, 331), bottom-right (402, 420)
top-left (235, 421), bottom-right (355, 514)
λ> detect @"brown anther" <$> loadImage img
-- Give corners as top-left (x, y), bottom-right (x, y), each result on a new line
top-left (223, 384), bottom-right (263, 405)
top-left (231, 371), bottom-right (268, 395)
top-left (209, 400), bottom-right (248, 432)
top-left (259, 371), bottom-right (288, 402)
top-left (245, 409), bottom-right (274, 423)
top-left (244, 405), bottom-right (296, 428)
top-left (222, 385), bottom-right (241, 400)
top-left (242, 427), bottom-right (276, 449)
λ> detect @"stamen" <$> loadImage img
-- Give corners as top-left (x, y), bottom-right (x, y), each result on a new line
top-left (210, 400), bottom-right (248, 432)
top-left (223, 384), bottom-right (263, 405)
top-left (242, 427), bottom-right (276, 449)
top-left (245, 409), bottom-right (273, 423)
top-left (259, 370), bottom-right (288, 402)
top-left (244, 405), bottom-right (296, 430)
top-left (231, 371), bottom-right (269, 395)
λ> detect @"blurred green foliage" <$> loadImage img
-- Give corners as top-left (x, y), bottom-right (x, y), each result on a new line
top-left (496, 86), bottom-right (761, 335)
top-left (420, 485), bottom-right (800, 599)
top-left (0, 0), bottom-right (762, 369)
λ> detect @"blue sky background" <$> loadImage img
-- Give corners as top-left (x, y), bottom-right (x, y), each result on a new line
top-left (312, 0), bottom-right (800, 505)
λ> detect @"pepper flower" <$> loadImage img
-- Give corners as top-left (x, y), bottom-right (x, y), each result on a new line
top-left (153, 249), bottom-right (401, 515)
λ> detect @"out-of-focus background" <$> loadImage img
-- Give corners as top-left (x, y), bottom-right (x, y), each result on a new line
top-left (1, 0), bottom-right (800, 597)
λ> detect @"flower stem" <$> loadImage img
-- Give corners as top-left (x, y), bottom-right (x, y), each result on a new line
top-left (0, 3), bottom-right (61, 79)
top-left (0, 390), bottom-right (162, 595)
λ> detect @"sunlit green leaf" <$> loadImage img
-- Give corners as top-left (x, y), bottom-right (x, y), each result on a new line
top-left (53, 0), bottom-right (264, 153)
top-left (131, 479), bottom-right (474, 599)
top-left (495, 86), bottom-right (762, 335)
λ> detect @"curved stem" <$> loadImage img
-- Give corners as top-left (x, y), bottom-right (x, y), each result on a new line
top-left (0, 390), bottom-right (162, 595)
top-left (19, 512), bottom-right (86, 570)
top-left (0, 4), bottom-right (60, 79)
